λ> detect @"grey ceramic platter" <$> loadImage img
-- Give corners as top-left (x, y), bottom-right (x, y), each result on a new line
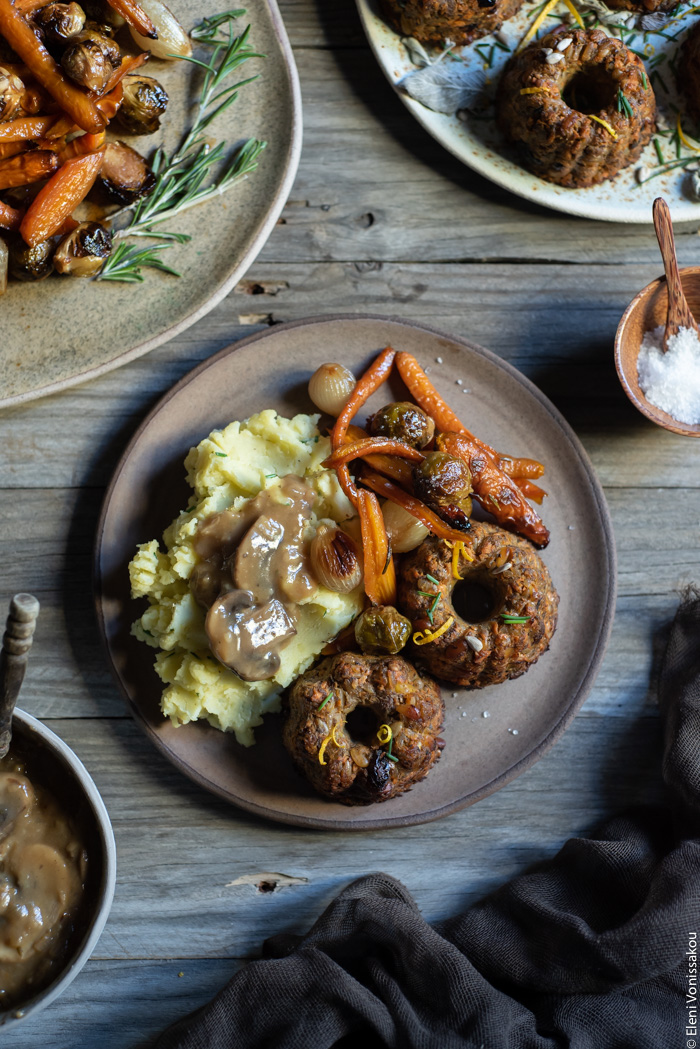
top-left (357, 0), bottom-right (700, 223)
top-left (0, 1), bottom-right (301, 409)
top-left (95, 315), bottom-right (616, 830)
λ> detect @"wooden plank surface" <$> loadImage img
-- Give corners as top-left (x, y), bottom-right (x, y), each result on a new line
top-left (2, 0), bottom-right (695, 1044)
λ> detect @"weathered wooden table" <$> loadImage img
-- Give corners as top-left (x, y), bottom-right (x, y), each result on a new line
top-left (4, 2), bottom-right (698, 1044)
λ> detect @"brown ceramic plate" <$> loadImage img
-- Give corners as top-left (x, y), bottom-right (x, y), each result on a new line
top-left (95, 315), bottom-right (616, 830)
top-left (0, 0), bottom-right (301, 409)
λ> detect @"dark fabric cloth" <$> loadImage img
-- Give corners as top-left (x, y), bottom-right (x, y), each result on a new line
top-left (155, 592), bottom-right (700, 1049)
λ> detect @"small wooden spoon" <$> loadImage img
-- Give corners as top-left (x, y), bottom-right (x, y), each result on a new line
top-left (0, 593), bottom-right (40, 760)
top-left (653, 196), bottom-right (700, 352)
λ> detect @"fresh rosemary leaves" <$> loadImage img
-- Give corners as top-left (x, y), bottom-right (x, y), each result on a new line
top-left (97, 10), bottom-right (266, 283)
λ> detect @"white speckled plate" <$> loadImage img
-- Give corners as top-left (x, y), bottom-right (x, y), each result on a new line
top-left (357, 0), bottom-right (700, 223)
top-left (0, 1), bottom-right (301, 409)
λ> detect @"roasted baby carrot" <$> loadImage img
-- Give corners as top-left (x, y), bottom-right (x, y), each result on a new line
top-left (496, 455), bottom-right (546, 480)
top-left (0, 0), bottom-right (105, 133)
top-left (323, 437), bottom-right (425, 470)
top-left (0, 199), bottom-right (23, 230)
top-left (332, 346), bottom-right (396, 507)
top-left (106, 0), bottom-right (157, 38)
top-left (0, 149), bottom-right (58, 190)
top-left (360, 466), bottom-right (472, 545)
top-left (437, 432), bottom-right (550, 548)
top-left (20, 148), bottom-right (104, 246)
top-left (101, 51), bottom-right (148, 95)
top-left (0, 141), bottom-right (28, 160)
top-left (57, 131), bottom-right (106, 162)
top-left (514, 478), bottom-right (547, 504)
top-left (344, 424), bottom-right (416, 488)
top-left (0, 115), bottom-right (56, 141)
top-left (358, 489), bottom-right (396, 606)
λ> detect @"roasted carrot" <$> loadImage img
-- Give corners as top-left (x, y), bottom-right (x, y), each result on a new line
top-left (332, 346), bottom-right (396, 507)
top-left (323, 436), bottom-right (425, 470)
top-left (515, 478), bottom-right (547, 504)
top-left (321, 621), bottom-right (359, 656)
top-left (0, 115), bottom-right (56, 141)
top-left (106, 0), bottom-right (157, 38)
top-left (0, 149), bottom-right (58, 190)
top-left (56, 131), bottom-right (106, 162)
top-left (395, 352), bottom-right (499, 456)
top-left (496, 455), bottom-right (546, 480)
top-left (13, 0), bottom-right (52, 11)
top-left (95, 82), bottom-right (123, 121)
top-left (20, 82), bottom-right (52, 115)
top-left (360, 466), bottom-right (472, 546)
top-left (358, 489), bottom-right (396, 606)
top-left (0, 199), bottom-right (23, 230)
top-left (0, 141), bottom-right (28, 160)
top-left (437, 433), bottom-right (550, 548)
top-left (101, 51), bottom-right (148, 95)
top-left (20, 148), bottom-right (104, 246)
top-left (55, 215), bottom-right (79, 236)
top-left (0, 0), bottom-right (105, 133)
top-left (343, 424), bottom-right (416, 488)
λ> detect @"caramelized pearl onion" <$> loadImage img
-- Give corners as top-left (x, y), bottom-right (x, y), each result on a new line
top-left (380, 499), bottom-right (429, 553)
top-left (308, 362), bottom-right (356, 417)
top-left (310, 523), bottom-right (362, 593)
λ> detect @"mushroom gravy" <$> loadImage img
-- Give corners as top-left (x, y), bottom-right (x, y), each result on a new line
top-left (190, 476), bottom-right (318, 681)
top-left (0, 749), bottom-right (87, 1010)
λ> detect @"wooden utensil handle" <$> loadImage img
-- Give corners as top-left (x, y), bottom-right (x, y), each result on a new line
top-left (653, 197), bottom-right (699, 343)
top-left (0, 593), bottom-right (40, 759)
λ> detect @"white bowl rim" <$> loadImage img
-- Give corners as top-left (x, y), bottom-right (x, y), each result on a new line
top-left (0, 709), bottom-right (117, 1028)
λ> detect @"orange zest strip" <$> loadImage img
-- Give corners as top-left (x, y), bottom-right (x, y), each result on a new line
top-left (101, 51), bottom-right (149, 96)
top-left (395, 352), bottom-right (498, 458)
top-left (413, 617), bottom-right (454, 646)
top-left (496, 454), bottom-right (545, 480)
top-left (0, 115), bottom-right (56, 141)
top-left (323, 437), bottom-right (425, 470)
top-left (360, 466), bottom-right (472, 546)
top-left (0, 149), bottom-right (58, 190)
top-left (515, 478), bottom-right (547, 504)
top-left (105, 0), bottom-right (157, 38)
top-left (0, 199), bottom-right (23, 231)
top-left (20, 148), bottom-right (105, 247)
top-left (357, 488), bottom-right (396, 606)
top-left (438, 432), bottom-right (550, 548)
top-left (0, 0), bottom-right (105, 133)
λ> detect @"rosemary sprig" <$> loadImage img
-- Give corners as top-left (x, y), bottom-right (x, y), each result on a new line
top-left (97, 242), bottom-right (182, 283)
top-left (616, 87), bottom-right (634, 119)
top-left (98, 11), bottom-right (266, 283)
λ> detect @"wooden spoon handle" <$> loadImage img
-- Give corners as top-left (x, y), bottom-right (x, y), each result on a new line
top-left (653, 197), bottom-right (699, 349)
top-left (0, 593), bottom-right (40, 759)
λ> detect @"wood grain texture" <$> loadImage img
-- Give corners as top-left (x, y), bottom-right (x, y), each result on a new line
top-left (2, 0), bottom-right (695, 1041)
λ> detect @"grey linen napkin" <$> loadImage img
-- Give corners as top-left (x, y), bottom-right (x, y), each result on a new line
top-left (154, 591), bottom-right (700, 1049)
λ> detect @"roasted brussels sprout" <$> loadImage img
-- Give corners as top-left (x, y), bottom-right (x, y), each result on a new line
top-left (35, 3), bottom-right (86, 45)
top-left (412, 451), bottom-right (473, 529)
top-left (369, 401), bottom-right (435, 449)
top-left (54, 221), bottom-right (112, 276)
top-left (0, 65), bottom-right (24, 121)
top-left (99, 140), bottom-right (155, 204)
top-left (115, 74), bottom-right (168, 135)
top-left (8, 237), bottom-right (54, 282)
top-left (61, 28), bottom-right (121, 92)
top-left (355, 606), bottom-right (412, 655)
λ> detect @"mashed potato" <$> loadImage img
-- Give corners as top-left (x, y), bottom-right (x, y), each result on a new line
top-left (129, 411), bottom-right (362, 746)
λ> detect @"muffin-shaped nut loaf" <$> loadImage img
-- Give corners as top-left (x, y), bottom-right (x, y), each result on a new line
top-left (380, 0), bottom-right (525, 47)
top-left (496, 26), bottom-right (656, 188)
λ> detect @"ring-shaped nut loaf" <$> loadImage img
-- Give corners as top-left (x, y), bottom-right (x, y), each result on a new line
top-left (497, 26), bottom-right (656, 188)
top-left (283, 652), bottom-right (444, 805)
top-left (678, 22), bottom-right (700, 126)
top-left (397, 522), bottom-right (558, 688)
top-left (379, 0), bottom-right (525, 47)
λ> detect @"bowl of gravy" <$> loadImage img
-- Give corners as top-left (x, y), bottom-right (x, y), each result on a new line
top-left (0, 709), bottom-right (116, 1027)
